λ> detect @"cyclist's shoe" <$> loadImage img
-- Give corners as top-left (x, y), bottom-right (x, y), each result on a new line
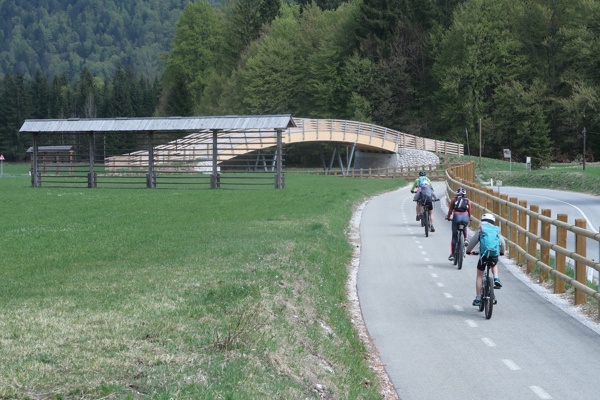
top-left (472, 298), bottom-right (481, 307)
top-left (494, 278), bottom-right (503, 288)
top-left (448, 254), bottom-right (454, 261)
top-left (416, 214), bottom-right (420, 221)
top-left (430, 225), bottom-right (435, 232)
top-left (464, 240), bottom-right (469, 247)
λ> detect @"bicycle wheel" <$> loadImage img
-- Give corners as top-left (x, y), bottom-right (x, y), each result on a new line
top-left (484, 275), bottom-right (494, 319)
top-left (456, 233), bottom-right (464, 270)
top-left (478, 279), bottom-right (485, 312)
top-left (423, 209), bottom-right (429, 237)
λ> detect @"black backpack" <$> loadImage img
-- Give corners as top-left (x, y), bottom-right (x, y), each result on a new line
top-left (453, 196), bottom-right (469, 212)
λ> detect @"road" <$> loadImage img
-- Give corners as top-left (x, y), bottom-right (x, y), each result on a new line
top-left (357, 182), bottom-right (600, 400)
top-left (497, 186), bottom-right (600, 281)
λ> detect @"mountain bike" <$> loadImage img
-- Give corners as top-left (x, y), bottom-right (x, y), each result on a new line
top-left (420, 200), bottom-right (432, 237)
top-left (470, 251), bottom-right (496, 319)
top-left (446, 219), bottom-right (467, 270)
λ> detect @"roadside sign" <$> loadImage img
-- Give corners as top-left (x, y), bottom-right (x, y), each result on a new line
top-left (0, 154), bottom-right (4, 161)
top-left (503, 149), bottom-right (511, 159)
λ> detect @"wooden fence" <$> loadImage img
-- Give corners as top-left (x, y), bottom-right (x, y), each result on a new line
top-left (447, 162), bottom-right (600, 318)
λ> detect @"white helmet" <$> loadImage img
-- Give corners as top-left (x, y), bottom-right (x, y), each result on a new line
top-left (481, 213), bottom-right (495, 224)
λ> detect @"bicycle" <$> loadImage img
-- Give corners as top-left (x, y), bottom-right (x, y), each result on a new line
top-left (446, 217), bottom-right (467, 270)
top-left (469, 251), bottom-right (496, 319)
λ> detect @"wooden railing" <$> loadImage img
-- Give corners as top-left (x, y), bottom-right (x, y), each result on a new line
top-left (446, 162), bottom-right (600, 318)
top-left (289, 118), bottom-right (464, 155)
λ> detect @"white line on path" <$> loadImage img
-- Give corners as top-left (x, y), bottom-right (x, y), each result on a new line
top-left (529, 386), bottom-right (552, 399)
top-left (481, 337), bottom-right (496, 347)
top-left (466, 320), bottom-right (478, 328)
top-left (501, 359), bottom-right (520, 370)
top-left (453, 305), bottom-right (464, 312)
top-left (431, 273), bottom-right (438, 278)
top-left (424, 258), bottom-right (431, 262)
top-left (436, 282), bottom-right (445, 287)
top-left (443, 293), bottom-right (453, 298)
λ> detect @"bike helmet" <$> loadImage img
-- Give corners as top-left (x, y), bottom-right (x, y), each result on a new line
top-left (419, 171), bottom-right (427, 176)
top-left (456, 188), bottom-right (466, 196)
top-left (481, 213), bottom-right (495, 224)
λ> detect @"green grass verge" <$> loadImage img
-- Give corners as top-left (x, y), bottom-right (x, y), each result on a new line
top-left (441, 154), bottom-right (600, 196)
top-left (0, 166), bottom-right (402, 399)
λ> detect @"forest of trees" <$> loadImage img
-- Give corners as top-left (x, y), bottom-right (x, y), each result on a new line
top-left (1, 0), bottom-right (599, 167)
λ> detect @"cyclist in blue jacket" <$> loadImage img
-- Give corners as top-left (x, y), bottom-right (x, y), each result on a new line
top-left (466, 213), bottom-right (506, 307)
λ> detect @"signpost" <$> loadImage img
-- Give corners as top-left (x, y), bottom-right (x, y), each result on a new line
top-left (0, 154), bottom-right (4, 176)
top-left (503, 148), bottom-right (512, 174)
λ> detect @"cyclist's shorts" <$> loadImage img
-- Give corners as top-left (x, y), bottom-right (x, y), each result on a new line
top-left (477, 256), bottom-right (498, 271)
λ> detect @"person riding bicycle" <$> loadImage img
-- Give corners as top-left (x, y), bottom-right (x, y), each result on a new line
top-left (465, 213), bottom-right (506, 307)
top-left (411, 171), bottom-right (437, 232)
top-left (446, 187), bottom-right (471, 261)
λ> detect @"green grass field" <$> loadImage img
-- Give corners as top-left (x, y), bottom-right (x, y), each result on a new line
top-left (0, 164), bottom-right (401, 399)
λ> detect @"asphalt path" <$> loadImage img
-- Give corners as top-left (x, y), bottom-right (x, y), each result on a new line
top-left (357, 182), bottom-right (600, 400)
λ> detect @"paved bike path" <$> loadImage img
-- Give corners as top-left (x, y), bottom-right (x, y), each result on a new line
top-left (357, 182), bottom-right (600, 400)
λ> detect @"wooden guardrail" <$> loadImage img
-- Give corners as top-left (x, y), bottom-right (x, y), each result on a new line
top-left (446, 162), bottom-right (600, 318)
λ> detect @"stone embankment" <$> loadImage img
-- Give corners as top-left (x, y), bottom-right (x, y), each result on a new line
top-left (353, 148), bottom-right (440, 170)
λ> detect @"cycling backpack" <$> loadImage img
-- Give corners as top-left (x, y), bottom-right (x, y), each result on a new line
top-left (479, 223), bottom-right (500, 257)
top-left (417, 176), bottom-right (429, 187)
top-left (453, 196), bottom-right (469, 212)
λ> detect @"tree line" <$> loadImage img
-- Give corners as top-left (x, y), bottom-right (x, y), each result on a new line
top-left (1, 0), bottom-right (599, 166)
top-left (0, 66), bottom-right (161, 161)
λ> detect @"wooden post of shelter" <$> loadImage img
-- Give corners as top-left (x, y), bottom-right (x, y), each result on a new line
top-left (88, 132), bottom-right (96, 188)
top-left (276, 129), bottom-right (284, 188)
top-left (211, 129), bottom-right (220, 189)
top-left (32, 133), bottom-right (41, 187)
top-left (146, 132), bottom-right (156, 189)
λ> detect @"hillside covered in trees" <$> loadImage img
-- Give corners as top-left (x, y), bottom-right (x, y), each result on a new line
top-left (1, 0), bottom-right (599, 167)
top-left (0, 0), bottom-right (229, 81)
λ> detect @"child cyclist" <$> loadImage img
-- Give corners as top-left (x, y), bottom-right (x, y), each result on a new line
top-left (446, 187), bottom-right (471, 261)
top-left (465, 213), bottom-right (506, 307)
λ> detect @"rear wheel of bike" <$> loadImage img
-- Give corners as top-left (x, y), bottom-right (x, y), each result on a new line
top-left (484, 275), bottom-right (494, 319)
top-left (478, 278), bottom-right (485, 312)
top-left (423, 209), bottom-right (429, 237)
top-left (456, 233), bottom-right (464, 270)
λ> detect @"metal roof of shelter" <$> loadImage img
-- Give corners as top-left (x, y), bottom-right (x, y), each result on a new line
top-left (26, 145), bottom-right (74, 153)
top-left (20, 115), bottom-right (296, 134)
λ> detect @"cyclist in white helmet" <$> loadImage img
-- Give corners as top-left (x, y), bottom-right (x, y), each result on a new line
top-left (446, 187), bottom-right (471, 261)
top-left (466, 213), bottom-right (506, 307)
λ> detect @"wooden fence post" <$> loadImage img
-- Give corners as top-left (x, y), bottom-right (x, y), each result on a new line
top-left (555, 214), bottom-right (568, 294)
top-left (540, 209), bottom-right (552, 282)
top-left (575, 218), bottom-right (587, 305)
top-left (527, 205), bottom-right (540, 274)
top-left (509, 197), bottom-right (518, 258)
top-left (500, 194), bottom-right (509, 255)
top-left (518, 199), bottom-right (527, 265)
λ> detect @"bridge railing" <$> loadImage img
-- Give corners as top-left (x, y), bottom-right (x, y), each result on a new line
top-left (446, 162), bottom-right (600, 319)
top-left (290, 118), bottom-right (464, 155)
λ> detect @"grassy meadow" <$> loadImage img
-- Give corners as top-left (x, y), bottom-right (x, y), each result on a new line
top-left (0, 163), bottom-right (401, 399)
top-left (441, 154), bottom-right (600, 195)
